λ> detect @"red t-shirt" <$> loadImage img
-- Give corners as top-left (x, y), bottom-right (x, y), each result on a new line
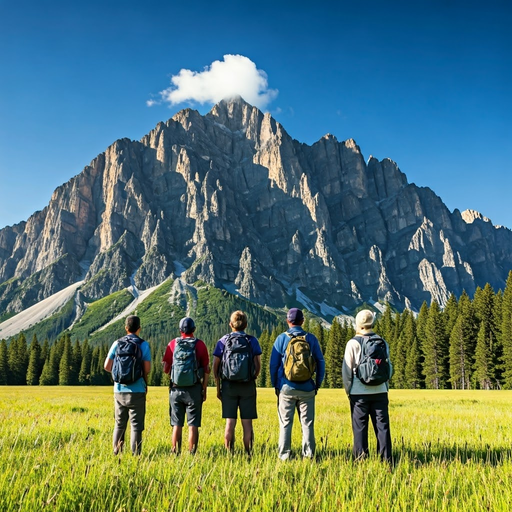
top-left (162, 335), bottom-right (210, 374)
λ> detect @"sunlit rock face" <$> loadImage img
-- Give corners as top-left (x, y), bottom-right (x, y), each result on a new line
top-left (1, 96), bottom-right (511, 315)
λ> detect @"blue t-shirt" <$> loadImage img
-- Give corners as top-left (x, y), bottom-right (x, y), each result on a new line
top-left (213, 331), bottom-right (262, 359)
top-left (269, 326), bottom-right (325, 392)
top-left (108, 335), bottom-right (152, 393)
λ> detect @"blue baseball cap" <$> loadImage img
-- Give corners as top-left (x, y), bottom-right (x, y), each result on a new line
top-left (287, 308), bottom-right (304, 324)
top-left (179, 317), bottom-right (196, 334)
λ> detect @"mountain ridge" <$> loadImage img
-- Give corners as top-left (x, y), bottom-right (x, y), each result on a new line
top-left (0, 96), bottom-right (511, 337)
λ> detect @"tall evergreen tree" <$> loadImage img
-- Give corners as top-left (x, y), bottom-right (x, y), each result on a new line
top-left (98, 344), bottom-right (111, 385)
top-left (89, 346), bottom-right (102, 385)
top-left (473, 284), bottom-right (500, 388)
top-left (59, 334), bottom-right (73, 385)
top-left (416, 301), bottom-right (429, 349)
top-left (8, 333), bottom-right (28, 385)
top-left (71, 339), bottom-right (82, 385)
top-left (345, 319), bottom-right (355, 343)
top-left (392, 310), bottom-right (411, 388)
top-left (40, 338), bottom-right (49, 369)
top-left (310, 320), bottom-right (326, 354)
top-left (0, 339), bottom-right (9, 385)
top-left (375, 305), bottom-right (395, 345)
top-left (474, 322), bottom-right (493, 389)
top-left (26, 334), bottom-right (42, 385)
top-left (422, 300), bottom-right (448, 389)
top-left (403, 314), bottom-right (422, 388)
top-left (501, 271), bottom-right (512, 388)
top-left (325, 318), bottom-right (343, 388)
top-left (257, 329), bottom-right (271, 387)
top-left (443, 293), bottom-right (459, 339)
top-left (449, 292), bottom-right (478, 390)
top-left (78, 339), bottom-right (92, 385)
top-left (39, 345), bottom-right (59, 385)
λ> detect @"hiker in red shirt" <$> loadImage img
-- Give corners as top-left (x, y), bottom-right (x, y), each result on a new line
top-left (163, 317), bottom-right (210, 454)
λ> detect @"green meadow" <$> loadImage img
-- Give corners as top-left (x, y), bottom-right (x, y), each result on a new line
top-left (1, 387), bottom-right (512, 511)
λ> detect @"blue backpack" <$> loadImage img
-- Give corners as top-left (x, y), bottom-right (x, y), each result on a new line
top-left (111, 335), bottom-right (144, 384)
top-left (221, 333), bottom-right (254, 382)
top-left (171, 337), bottom-right (199, 387)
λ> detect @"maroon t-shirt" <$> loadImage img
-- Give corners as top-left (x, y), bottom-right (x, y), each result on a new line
top-left (162, 335), bottom-right (210, 374)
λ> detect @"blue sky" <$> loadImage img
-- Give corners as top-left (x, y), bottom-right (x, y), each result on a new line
top-left (0, 0), bottom-right (510, 230)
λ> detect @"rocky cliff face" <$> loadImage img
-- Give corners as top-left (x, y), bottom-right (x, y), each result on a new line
top-left (1, 96), bottom-right (511, 316)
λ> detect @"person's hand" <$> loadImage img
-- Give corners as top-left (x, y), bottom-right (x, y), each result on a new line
top-left (274, 387), bottom-right (280, 397)
top-left (202, 388), bottom-right (207, 402)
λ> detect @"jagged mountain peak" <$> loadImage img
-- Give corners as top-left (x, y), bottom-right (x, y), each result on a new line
top-left (0, 98), bottom-right (511, 336)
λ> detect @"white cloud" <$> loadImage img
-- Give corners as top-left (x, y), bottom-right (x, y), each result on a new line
top-left (155, 54), bottom-right (278, 110)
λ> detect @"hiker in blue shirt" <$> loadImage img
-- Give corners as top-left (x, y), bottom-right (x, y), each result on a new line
top-left (104, 315), bottom-right (151, 455)
top-left (270, 308), bottom-right (325, 460)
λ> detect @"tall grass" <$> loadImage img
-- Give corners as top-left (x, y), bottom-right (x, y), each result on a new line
top-left (1, 387), bottom-right (512, 511)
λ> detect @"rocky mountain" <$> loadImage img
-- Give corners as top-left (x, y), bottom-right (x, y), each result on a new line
top-left (1, 96), bottom-right (511, 327)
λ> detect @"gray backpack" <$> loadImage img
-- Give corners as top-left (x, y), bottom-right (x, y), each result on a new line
top-left (355, 335), bottom-right (390, 385)
top-left (171, 338), bottom-right (198, 387)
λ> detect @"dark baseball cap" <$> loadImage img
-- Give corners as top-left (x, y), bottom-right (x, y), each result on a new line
top-left (287, 308), bottom-right (304, 324)
top-left (179, 317), bottom-right (196, 334)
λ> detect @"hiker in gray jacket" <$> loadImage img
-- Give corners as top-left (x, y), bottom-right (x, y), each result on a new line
top-left (342, 309), bottom-right (393, 462)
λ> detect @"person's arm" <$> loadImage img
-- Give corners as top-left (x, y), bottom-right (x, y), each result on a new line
top-left (269, 339), bottom-right (281, 389)
top-left (143, 360), bottom-right (151, 392)
top-left (253, 354), bottom-right (261, 379)
top-left (213, 356), bottom-right (222, 400)
top-left (342, 340), bottom-right (357, 395)
top-left (162, 343), bottom-right (173, 374)
top-left (103, 343), bottom-right (116, 372)
top-left (104, 357), bottom-right (113, 372)
top-left (310, 336), bottom-right (325, 390)
top-left (197, 341), bottom-right (210, 401)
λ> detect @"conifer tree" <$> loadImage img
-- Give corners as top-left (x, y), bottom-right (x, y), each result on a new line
top-left (403, 314), bottom-right (422, 388)
top-left (39, 345), bottom-right (59, 385)
top-left (89, 347), bottom-right (102, 385)
top-left (392, 310), bottom-right (411, 388)
top-left (310, 320), bottom-right (326, 354)
top-left (500, 271), bottom-right (512, 388)
top-left (449, 292), bottom-right (477, 389)
top-left (40, 338), bottom-right (49, 369)
top-left (71, 340), bottom-right (82, 385)
top-left (422, 300), bottom-right (448, 389)
top-left (98, 344), bottom-right (111, 385)
top-left (257, 329), bottom-right (270, 387)
top-left (443, 293), bottom-right (459, 339)
top-left (0, 339), bottom-right (8, 385)
top-left (26, 335), bottom-right (42, 385)
top-left (416, 300), bottom-right (428, 341)
top-left (325, 318), bottom-right (343, 388)
top-left (345, 318), bottom-right (355, 343)
top-left (8, 333), bottom-right (28, 385)
top-left (375, 305), bottom-right (395, 345)
top-left (474, 322), bottom-right (493, 389)
top-left (59, 334), bottom-right (73, 385)
top-left (473, 284), bottom-right (500, 388)
top-left (78, 339), bottom-right (92, 385)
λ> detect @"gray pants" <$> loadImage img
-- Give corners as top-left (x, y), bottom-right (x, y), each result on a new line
top-left (113, 392), bottom-right (146, 455)
top-left (277, 388), bottom-right (316, 460)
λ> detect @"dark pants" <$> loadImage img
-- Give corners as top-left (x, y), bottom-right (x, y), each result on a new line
top-left (349, 393), bottom-right (392, 462)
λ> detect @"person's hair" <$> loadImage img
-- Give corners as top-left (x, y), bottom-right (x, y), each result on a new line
top-left (230, 310), bottom-right (248, 331)
top-left (125, 315), bottom-right (141, 333)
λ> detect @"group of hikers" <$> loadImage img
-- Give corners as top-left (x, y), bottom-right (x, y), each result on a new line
top-left (104, 308), bottom-right (393, 462)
